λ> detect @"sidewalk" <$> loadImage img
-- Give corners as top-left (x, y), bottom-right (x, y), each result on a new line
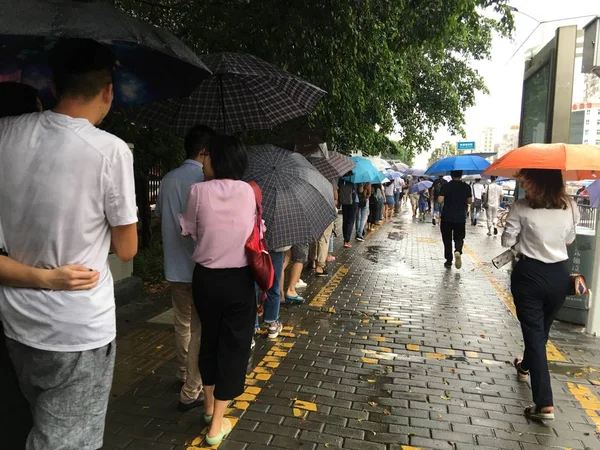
top-left (103, 209), bottom-right (600, 450)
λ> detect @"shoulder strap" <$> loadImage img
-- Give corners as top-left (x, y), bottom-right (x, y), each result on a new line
top-left (247, 181), bottom-right (263, 226)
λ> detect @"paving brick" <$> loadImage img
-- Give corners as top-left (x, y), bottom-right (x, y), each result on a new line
top-left (342, 439), bottom-right (387, 450)
top-left (257, 422), bottom-right (301, 438)
top-left (299, 431), bottom-right (343, 447)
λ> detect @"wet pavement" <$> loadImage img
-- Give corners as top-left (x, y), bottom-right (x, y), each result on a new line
top-left (103, 208), bottom-right (600, 450)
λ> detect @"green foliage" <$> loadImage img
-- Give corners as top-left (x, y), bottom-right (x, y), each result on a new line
top-left (374, 135), bottom-right (415, 166)
top-left (132, 235), bottom-right (164, 287)
top-left (428, 141), bottom-right (458, 167)
top-left (116, 0), bottom-right (514, 155)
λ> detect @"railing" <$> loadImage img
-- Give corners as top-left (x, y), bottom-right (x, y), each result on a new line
top-left (573, 195), bottom-right (596, 230)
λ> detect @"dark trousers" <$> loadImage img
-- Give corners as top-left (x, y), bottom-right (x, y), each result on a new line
top-left (440, 220), bottom-right (466, 262)
top-left (193, 264), bottom-right (256, 401)
top-left (511, 258), bottom-right (569, 408)
top-left (0, 323), bottom-right (31, 450)
top-left (342, 202), bottom-right (358, 243)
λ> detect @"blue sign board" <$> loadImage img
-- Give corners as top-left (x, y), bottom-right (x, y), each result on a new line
top-left (457, 141), bottom-right (476, 151)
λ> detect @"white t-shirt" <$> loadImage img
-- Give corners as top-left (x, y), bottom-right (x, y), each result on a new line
top-left (0, 111), bottom-right (137, 352)
top-left (384, 184), bottom-right (395, 196)
top-left (472, 182), bottom-right (485, 200)
top-left (486, 183), bottom-right (503, 208)
top-left (502, 198), bottom-right (579, 263)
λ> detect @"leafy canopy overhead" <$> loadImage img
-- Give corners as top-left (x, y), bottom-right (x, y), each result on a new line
top-left (117, 0), bottom-right (513, 156)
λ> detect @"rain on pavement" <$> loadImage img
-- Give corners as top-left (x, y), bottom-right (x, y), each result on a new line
top-left (103, 209), bottom-right (600, 450)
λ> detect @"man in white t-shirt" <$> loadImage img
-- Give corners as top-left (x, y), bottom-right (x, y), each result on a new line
top-left (471, 178), bottom-right (485, 226)
top-left (484, 176), bottom-right (504, 236)
top-left (0, 39), bottom-right (138, 449)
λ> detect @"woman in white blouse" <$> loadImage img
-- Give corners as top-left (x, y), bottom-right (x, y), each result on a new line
top-left (502, 169), bottom-right (579, 421)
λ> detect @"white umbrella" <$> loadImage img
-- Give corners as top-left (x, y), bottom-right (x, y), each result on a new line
top-left (368, 157), bottom-right (392, 172)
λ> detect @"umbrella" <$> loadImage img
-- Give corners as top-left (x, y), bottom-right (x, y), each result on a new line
top-left (129, 52), bottom-right (326, 134)
top-left (483, 143), bottom-right (600, 181)
top-left (425, 155), bottom-right (490, 176)
top-left (392, 162), bottom-right (409, 172)
top-left (587, 180), bottom-right (600, 208)
top-left (367, 157), bottom-right (392, 172)
top-left (306, 151), bottom-right (355, 181)
top-left (405, 168), bottom-right (427, 177)
top-left (409, 180), bottom-right (433, 194)
top-left (343, 157), bottom-right (386, 184)
top-left (0, 0), bottom-right (211, 107)
top-left (244, 145), bottom-right (337, 250)
top-left (383, 169), bottom-right (403, 180)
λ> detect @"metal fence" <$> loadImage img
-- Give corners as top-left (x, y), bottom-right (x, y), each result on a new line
top-left (573, 195), bottom-right (596, 230)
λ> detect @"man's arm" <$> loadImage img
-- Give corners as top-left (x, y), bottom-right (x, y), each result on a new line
top-left (111, 224), bottom-right (138, 263)
top-left (0, 256), bottom-right (99, 290)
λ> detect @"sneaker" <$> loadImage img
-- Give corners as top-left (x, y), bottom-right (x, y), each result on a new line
top-left (444, 261), bottom-right (452, 269)
top-left (487, 231), bottom-right (492, 236)
top-left (268, 321), bottom-right (283, 339)
top-left (494, 227), bottom-right (498, 236)
top-left (356, 236), bottom-right (364, 242)
top-left (177, 392), bottom-right (205, 412)
top-left (296, 279), bottom-right (307, 289)
top-left (432, 218), bottom-right (436, 226)
top-left (326, 255), bottom-right (336, 262)
top-left (454, 251), bottom-right (462, 269)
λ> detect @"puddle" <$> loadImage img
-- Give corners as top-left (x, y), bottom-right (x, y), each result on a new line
top-left (548, 361), bottom-right (600, 379)
top-left (446, 355), bottom-right (468, 362)
top-left (387, 232), bottom-right (405, 241)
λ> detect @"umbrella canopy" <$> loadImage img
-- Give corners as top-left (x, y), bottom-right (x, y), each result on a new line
top-left (392, 162), bottom-right (409, 172)
top-left (587, 180), bottom-right (600, 208)
top-left (483, 143), bottom-right (600, 181)
top-left (0, 0), bottom-right (211, 107)
top-left (405, 168), bottom-right (427, 177)
top-left (426, 155), bottom-right (490, 176)
top-left (244, 145), bottom-right (337, 250)
top-left (409, 180), bottom-right (433, 194)
top-left (306, 151), bottom-right (355, 182)
top-left (367, 157), bottom-right (391, 172)
top-left (383, 169), bottom-right (403, 180)
top-left (129, 52), bottom-right (326, 134)
top-left (344, 157), bottom-right (385, 184)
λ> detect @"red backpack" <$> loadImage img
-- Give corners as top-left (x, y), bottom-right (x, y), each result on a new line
top-left (245, 182), bottom-right (274, 291)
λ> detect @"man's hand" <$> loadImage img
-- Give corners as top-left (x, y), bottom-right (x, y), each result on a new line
top-left (40, 265), bottom-right (100, 291)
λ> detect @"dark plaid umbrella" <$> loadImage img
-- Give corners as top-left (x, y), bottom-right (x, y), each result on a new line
top-left (306, 151), bottom-right (355, 181)
top-left (244, 145), bottom-right (337, 250)
top-left (129, 52), bottom-right (326, 134)
top-left (0, 0), bottom-right (211, 107)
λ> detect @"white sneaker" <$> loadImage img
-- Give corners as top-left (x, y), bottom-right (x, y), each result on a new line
top-left (454, 251), bottom-right (462, 269)
top-left (296, 279), bottom-right (308, 289)
top-left (268, 321), bottom-right (283, 339)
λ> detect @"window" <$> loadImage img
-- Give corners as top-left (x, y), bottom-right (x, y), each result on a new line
top-left (597, 129), bottom-right (600, 135)
top-left (596, 139), bottom-right (600, 145)
top-left (584, 140), bottom-right (589, 144)
top-left (597, 119), bottom-right (600, 126)
top-left (586, 119), bottom-right (590, 125)
top-left (587, 109), bottom-right (592, 116)
top-left (585, 129), bottom-right (589, 135)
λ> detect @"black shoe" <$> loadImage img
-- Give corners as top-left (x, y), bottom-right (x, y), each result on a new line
top-left (316, 269), bottom-right (329, 277)
top-left (177, 392), bottom-right (205, 412)
top-left (444, 261), bottom-right (452, 269)
top-left (432, 218), bottom-right (436, 226)
top-left (494, 227), bottom-right (498, 235)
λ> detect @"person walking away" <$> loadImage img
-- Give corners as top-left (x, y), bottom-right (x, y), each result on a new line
top-left (180, 135), bottom-right (256, 446)
top-left (339, 177), bottom-right (359, 248)
top-left (431, 176), bottom-right (447, 226)
top-left (368, 186), bottom-right (378, 232)
top-left (393, 176), bottom-right (405, 214)
top-left (437, 170), bottom-right (472, 269)
top-left (408, 177), bottom-right (421, 218)
top-left (262, 244), bottom-right (290, 339)
top-left (156, 125), bottom-right (215, 410)
top-left (383, 181), bottom-right (395, 222)
top-left (484, 176), bottom-right (504, 236)
top-left (376, 184), bottom-right (385, 224)
top-left (418, 188), bottom-right (429, 222)
top-left (281, 244), bottom-right (309, 304)
top-left (502, 169), bottom-right (578, 421)
top-left (0, 39), bottom-right (138, 449)
top-left (471, 178), bottom-right (485, 226)
top-left (355, 182), bottom-right (371, 241)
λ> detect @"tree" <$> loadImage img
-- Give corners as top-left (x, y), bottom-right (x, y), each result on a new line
top-left (375, 136), bottom-right (415, 167)
top-left (428, 141), bottom-right (458, 167)
top-left (116, 0), bottom-right (514, 155)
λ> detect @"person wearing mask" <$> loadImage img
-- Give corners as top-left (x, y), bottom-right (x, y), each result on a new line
top-left (471, 178), bottom-right (485, 226)
top-left (355, 182), bottom-right (371, 242)
top-left (180, 135), bottom-right (256, 446)
top-left (155, 125), bottom-right (215, 411)
top-left (483, 176), bottom-right (504, 236)
top-left (0, 39), bottom-right (138, 449)
top-left (502, 169), bottom-right (578, 421)
top-left (437, 170), bottom-right (472, 269)
top-left (0, 81), bottom-right (101, 450)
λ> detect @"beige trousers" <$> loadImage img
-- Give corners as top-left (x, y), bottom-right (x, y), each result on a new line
top-left (170, 282), bottom-right (203, 403)
top-left (316, 222), bottom-right (335, 269)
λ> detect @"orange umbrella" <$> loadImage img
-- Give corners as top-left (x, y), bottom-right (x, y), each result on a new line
top-left (483, 143), bottom-right (600, 181)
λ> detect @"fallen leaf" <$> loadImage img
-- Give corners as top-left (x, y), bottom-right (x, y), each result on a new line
top-left (328, 307), bottom-right (336, 313)
top-left (368, 401), bottom-right (378, 407)
top-left (436, 413), bottom-right (443, 420)
top-left (300, 418), bottom-right (308, 423)
top-left (574, 372), bottom-right (583, 377)
top-left (324, 444), bottom-right (330, 448)
top-left (349, 331), bottom-right (356, 336)
top-left (447, 441), bottom-right (455, 447)
top-left (357, 418), bottom-right (365, 423)
top-left (441, 395), bottom-right (450, 401)
top-left (155, 344), bottom-right (164, 350)
top-left (383, 409), bottom-right (391, 415)
top-left (450, 368), bottom-right (456, 374)
top-left (480, 334), bottom-right (486, 338)
top-left (367, 379), bottom-right (376, 383)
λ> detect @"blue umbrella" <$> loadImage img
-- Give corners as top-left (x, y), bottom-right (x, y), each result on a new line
top-left (383, 169), bottom-right (402, 180)
top-left (425, 155), bottom-right (490, 176)
top-left (343, 156), bottom-right (385, 184)
top-left (409, 180), bottom-right (433, 194)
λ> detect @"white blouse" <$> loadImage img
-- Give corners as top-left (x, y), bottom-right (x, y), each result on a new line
top-left (501, 198), bottom-right (579, 263)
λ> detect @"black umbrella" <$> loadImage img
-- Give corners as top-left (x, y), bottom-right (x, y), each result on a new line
top-left (0, 0), bottom-right (211, 107)
top-left (307, 151), bottom-right (356, 182)
top-left (129, 52), bottom-right (326, 134)
top-left (244, 145), bottom-right (337, 250)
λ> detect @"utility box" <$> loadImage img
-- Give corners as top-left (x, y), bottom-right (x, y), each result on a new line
top-left (583, 17), bottom-right (600, 76)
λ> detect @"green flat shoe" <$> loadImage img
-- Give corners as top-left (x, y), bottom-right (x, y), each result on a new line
top-left (204, 414), bottom-right (213, 424)
top-left (206, 418), bottom-right (232, 446)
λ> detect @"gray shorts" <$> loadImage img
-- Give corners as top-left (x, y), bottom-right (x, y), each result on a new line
top-left (291, 243), bottom-right (309, 263)
top-left (6, 338), bottom-right (116, 450)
